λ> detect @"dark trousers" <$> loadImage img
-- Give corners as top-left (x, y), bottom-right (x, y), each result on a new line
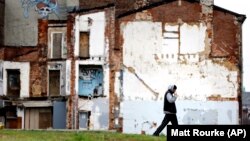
top-left (153, 113), bottom-right (178, 136)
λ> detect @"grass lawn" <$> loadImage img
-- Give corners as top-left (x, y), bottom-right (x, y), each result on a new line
top-left (0, 130), bottom-right (166, 141)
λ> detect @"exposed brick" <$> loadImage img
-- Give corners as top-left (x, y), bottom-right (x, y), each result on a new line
top-left (212, 10), bottom-right (239, 64)
top-left (67, 14), bottom-right (75, 129)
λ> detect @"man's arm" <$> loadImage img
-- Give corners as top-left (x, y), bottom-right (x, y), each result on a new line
top-left (166, 92), bottom-right (177, 103)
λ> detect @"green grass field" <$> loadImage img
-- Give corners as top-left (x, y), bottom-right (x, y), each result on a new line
top-left (0, 130), bottom-right (166, 141)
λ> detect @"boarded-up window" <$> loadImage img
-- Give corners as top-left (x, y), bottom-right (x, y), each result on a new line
top-left (7, 70), bottom-right (20, 98)
top-left (49, 70), bottom-right (60, 96)
top-left (52, 33), bottom-right (63, 58)
top-left (25, 108), bottom-right (52, 129)
top-left (39, 112), bottom-right (52, 129)
top-left (79, 32), bottom-right (90, 58)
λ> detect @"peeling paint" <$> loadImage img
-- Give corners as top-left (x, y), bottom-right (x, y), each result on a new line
top-left (119, 0), bottom-right (242, 134)
top-left (78, 98), bottom-right (109, 130)
top-left (0, 0), bottom-right (245, 134)
top-left (74, 12), bottom-right (106, 57)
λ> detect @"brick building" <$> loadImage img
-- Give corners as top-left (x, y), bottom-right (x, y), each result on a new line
top-left (0, 0), bottom-right (246, 135)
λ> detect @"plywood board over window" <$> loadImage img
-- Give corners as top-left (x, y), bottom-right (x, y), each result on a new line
top-left (52, 33), bottom-right (63, 59)
top-left (79, 32), bottom-right (90, 58)
top-left (7, 69), bottom-right (20, 98)
top-left (25, 108), bottom-right (52, 129)
top-left (49, 70), bottom-right (60, 96)
top-left (48, 27), bottom-right (67, 59)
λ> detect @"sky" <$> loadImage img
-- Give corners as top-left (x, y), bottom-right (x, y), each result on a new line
top-left (214, 0), bottom-right (250, 91)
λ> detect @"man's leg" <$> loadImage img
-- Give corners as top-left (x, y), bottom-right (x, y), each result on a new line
top-left (153, 114), bottom-right (170, 136)
top-left (170, 114), bottom-right (178, 125)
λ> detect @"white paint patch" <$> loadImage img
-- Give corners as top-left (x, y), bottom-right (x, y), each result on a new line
top-left (121, 21), bottom-right (239, 134)
top-left (75, 12), bottom-right (106, 57)
top-left (121, 100), bottom-right (238, 135)
top-left (115, 71), bottom-right (122, 99)
top-left (180, 23), bottom-right (206, 54)
top-left (66, 60), bottom-right (71, 96)
top-left (3, 61), bottom-right (30, 98)
top-left (78, 98), bottom-right (109, 130)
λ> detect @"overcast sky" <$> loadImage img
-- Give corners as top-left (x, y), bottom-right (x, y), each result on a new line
top-left (214, 0), bottom-right (250, 91)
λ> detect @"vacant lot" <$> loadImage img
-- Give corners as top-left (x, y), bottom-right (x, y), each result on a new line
top-left (0, 130), bottom-right (165, 141)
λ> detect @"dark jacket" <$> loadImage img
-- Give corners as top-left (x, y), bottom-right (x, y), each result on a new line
top-left (163, 90), bottom-right (177, 113)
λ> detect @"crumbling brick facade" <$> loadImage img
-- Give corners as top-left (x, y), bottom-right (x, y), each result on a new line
top-left (0, 0), bottom-right (246, 134)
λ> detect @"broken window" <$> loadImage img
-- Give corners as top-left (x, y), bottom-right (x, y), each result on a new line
top-left (78, 65), bottom-right (104, 97)
top-left (79, 32), bottom-right (90, 59)
top-left (49, 70), bottom-right (60, 96)
top-left (7, 70), bottom-right (20, 98)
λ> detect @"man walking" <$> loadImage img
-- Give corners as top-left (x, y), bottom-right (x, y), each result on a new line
top-left (153, 84), bottom-right (178, 136)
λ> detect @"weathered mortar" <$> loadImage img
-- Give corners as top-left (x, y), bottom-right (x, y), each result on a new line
top-left (66, 14), bottom-right (75, 129)
top-left (106, 7), bottom-right (120, 130)
top-left (212, 10), bottom-right (240, 65)
top-left (37, 19), bottom-right (48, 96)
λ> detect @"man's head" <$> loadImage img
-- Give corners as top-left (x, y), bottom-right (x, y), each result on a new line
top-left (168, 85), bottom-right (177, 93)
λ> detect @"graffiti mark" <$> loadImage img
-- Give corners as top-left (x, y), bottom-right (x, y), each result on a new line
top-left (79, 67), bottom-right (104, 97)
top-left (20, 0), bottom-right (58, 18)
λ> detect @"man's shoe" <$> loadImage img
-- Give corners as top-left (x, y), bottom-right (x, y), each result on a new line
top-left (153, 133), bottom-right (159, 136)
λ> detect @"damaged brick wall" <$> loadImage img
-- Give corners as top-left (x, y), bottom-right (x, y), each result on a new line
top-left (34, 19), bottom-right (48, 97)
top-left (67, 7), bottom-right (115, 130)
top-left (212, 7), bottom-right (245, 122)
top-left (0, 19), bottom-right (49, 98)
top-left (212, 10), bottom-right (240, 64)
top-left (117, 0), bottom-right (202, 50)
top-left (79, 0), bottom-right (114, 9)
top-left (116, 0), bottom-right (161, 17)
top-left (117, 0), bottom-right (245, 134)
top-left (66, 14), bottom-right (75, 129)
top-left (106, 7), bottom-right (119, 130)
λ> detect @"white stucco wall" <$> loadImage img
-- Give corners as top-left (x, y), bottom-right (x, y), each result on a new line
top-left (74, 12), bottom-right (106, 57)
top-left (78, 98), bottom-right (109, 130)
top-left (66, 60), bottom-right (71, 96)
top-left (74, 10), bottom-right (110, 130)
top-left (3, 61), bottom-right (30, 98)
top-left (120, 21), bottom-right (239, 134)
